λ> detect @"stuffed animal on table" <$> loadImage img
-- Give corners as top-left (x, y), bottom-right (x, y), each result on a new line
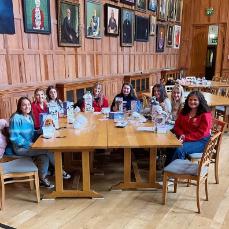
top-left (44, 118), bottom-right (55, 127)
top-left (0, 119), bottom-right (9, 158)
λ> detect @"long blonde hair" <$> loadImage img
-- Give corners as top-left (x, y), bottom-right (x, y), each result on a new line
top-left (171, 84), bottom-right (184, 117)
top-left (93, 82), bottom-right (104, 107)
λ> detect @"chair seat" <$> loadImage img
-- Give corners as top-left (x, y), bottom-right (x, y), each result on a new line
top-left (189, 153), bottom-right (202, 160)
top-left (164, 159), bottom-right (208, 176)
top-left (0, 157), bottom-right (38, 174)
top-left (215, 106), bottom-right (225, 112)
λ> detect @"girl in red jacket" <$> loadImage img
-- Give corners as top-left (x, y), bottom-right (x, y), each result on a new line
top-left (168, 91), bottom-right (212, 162)
top-left (81, 82), bottom-right (109, 112)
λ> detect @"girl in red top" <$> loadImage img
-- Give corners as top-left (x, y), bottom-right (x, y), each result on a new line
top-left (168, 91), bottom-right (212, 162)
top-left (81, 83), bottom-right (109, 112)
top-left (31, 88), bottom-right (48, 130)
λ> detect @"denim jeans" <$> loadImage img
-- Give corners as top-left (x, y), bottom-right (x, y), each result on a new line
top-left (13, 146), bottom-right (55, 179)
top-left (172, 136), bottom-right (210, 161)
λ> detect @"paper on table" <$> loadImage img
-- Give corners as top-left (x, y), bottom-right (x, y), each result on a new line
top-left (136, 126), bottom-right (156, 132)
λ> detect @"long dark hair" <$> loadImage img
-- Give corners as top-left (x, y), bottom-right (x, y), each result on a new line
top-left (182, 91), bottom-right (210, 115)
top-left (120, 83), bottom-right (136, 98)
top-left (10, 96), bottom-right (33, 121)
top-left (152, 84), bottom-right (168, 103)
top-left (46, 85), bottom-right (62, 107)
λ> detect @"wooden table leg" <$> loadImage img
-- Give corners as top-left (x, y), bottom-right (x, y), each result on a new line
top-left (112, 148), bottom-right (161, 190)
top-left (44, 150), bottom-right (103, 199)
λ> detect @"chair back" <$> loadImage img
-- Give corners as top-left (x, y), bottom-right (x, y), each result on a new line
top-left (211, 118), bottom-right (226, 157)
top-left (197, 131), bottom-right (221, 176)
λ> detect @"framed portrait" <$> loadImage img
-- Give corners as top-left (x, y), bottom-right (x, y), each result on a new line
top-left (167, 0), bottom-right (175, 21)
top-left (175, 0), bottom-right (183, 22)
top-left (149, 15), bottom-right (156, 36)
top-left (58, 0), bottom-right (80, 46)
top-left (85, 0), bottom-right (102, 39)
top-left (156, 24), bottom-right (166, 52)
top-left (22, 0), bottom-right (51, 34)
top-left (136, 0), bottom-right (146, 11)
top-left (0, 0), bottom-right (15, 34)
top-left (148, 0), bottom-right (157, 13)
top-left (135, 15), bottom-right (149, 42)
top-left (120, 0), bottom-right (135, 5)
top-left (166, 24), bottom-right (174, 47)
top-left (121, 8), bottom-right (135, 47)
top-left (158, 0), bottom-right (167, 21)
top-left (173, 24), bottom-right (181, 49)
top-left (105, 4), bottom-right (120, 36)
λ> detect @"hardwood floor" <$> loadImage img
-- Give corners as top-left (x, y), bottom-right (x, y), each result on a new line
top-left (0, 134), bottom-right (229, 229)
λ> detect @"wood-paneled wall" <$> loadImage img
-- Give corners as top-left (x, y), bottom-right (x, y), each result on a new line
top-left (179, 0), bottom-right (229, 78)
top-left (0, 0), bottom-right (180, 119)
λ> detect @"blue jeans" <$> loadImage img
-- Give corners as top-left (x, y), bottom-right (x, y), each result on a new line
top-left (13, 146), bottom-right (55, 179)
top-left (172, 136), bottom-right (210, 161)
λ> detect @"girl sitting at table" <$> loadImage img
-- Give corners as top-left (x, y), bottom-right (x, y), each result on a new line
top-left (170, 84), bottom-right (184, 121)
top-left (32, 88), bottom-right (48, 130)
top-left (166, 91), bottom-right (212, 164)
top-left (9, 97), bottom-right (71, 188)
top-left (152, 84), bottom-right (172, 114)
top-left (81, 83), bottom-right (109, 112)
top-left (111, 83), bottom-right (138, 112)
top-left (46, 85), bottom-right (64, 116)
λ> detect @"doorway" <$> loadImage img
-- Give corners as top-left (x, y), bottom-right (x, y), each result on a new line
top-left (189, 24), bottom-right (225, 79)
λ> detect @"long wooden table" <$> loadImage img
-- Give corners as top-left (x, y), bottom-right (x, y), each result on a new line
top-left (32, 114), bottom-right (107, 198)
top-left (180, 81), bottom-right (229, 91)
top-left (32, 113), bottom-right (181, 197)
top-left (107, 120), bottom-right (181, 190)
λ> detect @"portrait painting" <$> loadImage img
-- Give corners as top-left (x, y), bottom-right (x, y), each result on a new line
top-left (135, 16), bottom-right (149, 42)
top-left (136, 0), bottom-right (146, 11)
top-left (167, 0), bottom-right (175, 21)
top-left (149, 15), bottom-right (156, 36)
top-left (22, 0), bottom-right (51, 34)
top-left (105, 4), bottom-right (120, 36)
top-left (148, 0), bottom-right (157, 13)
top-left (166, 24), bottom-right (174, 47)
top-left (121, 8), bottom-right (135, 47)
top-left (158, 0), bottom-right (167, 21)
top-left (86, 0), bottom-right (102, 39)
top-left (173, 24), bottom-right (181, 48)
top-left (58, 0), bottom-right (80, 46)
top-left (156, 24), bottom-right (166, 52)
top-left (0, 0), bottom-right (15, 34)
top-left (175, 0), bottom-right (183, 22)
top-left (120, 0), bottom-right (135, 5)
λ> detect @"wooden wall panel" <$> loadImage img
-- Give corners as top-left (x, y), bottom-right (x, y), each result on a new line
top-left (0, 0), bottom-right (180, 118)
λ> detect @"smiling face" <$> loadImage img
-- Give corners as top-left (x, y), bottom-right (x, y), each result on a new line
top-left (153, 87), bottom-right (161, 100)
top-left (49, 88), bottom-right (57, 100)
top-left (122, 85), bottom-right (131, 96)
top-left (188, 95), bottom-right (200, 110)
top-left (35, 90), bottom-right (45, 104)
top-left (93, 84), bottom-right (102, 97)
top-left (172, 88), bottom-right (181, 102)
top-left (20, 99), bottom-right (31, 116)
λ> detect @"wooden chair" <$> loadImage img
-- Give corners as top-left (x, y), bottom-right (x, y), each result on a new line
top-left (189, 119), bottom-right (226, 184)
top-left (162, 131), bottom-right (221, 213)
top-left (0, 157), bottom-right (40, 210)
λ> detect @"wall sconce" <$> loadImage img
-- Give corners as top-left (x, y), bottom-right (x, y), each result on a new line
top-left (205, 7), bottom-right (214, 16)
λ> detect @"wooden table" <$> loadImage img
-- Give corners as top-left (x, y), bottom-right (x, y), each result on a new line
top-left (180, 81), bottom-right (229, 91)
top-left (107, 120), bottom-right (181, 190)
top-left (32, 114), bottom-right (107, 199)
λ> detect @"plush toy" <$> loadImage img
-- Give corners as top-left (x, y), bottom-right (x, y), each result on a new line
top-left (151, 97), bottom-right (168, 125)
top-left (0, 119), bottom-right (9, 158)
top-left (44, 117), bottom-right (55, 127)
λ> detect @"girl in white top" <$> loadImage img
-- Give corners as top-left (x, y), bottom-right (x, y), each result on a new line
top-left (152, 84), bottom-right (172, 114)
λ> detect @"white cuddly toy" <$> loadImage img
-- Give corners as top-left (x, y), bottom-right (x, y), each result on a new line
top-left (0, 119), bottom-right (9, 158)
top-left (151, 97), bottom-right (168, 125)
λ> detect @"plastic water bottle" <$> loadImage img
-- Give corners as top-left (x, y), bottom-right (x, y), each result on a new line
top-left (83, 91), bottom-right (93, 112)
